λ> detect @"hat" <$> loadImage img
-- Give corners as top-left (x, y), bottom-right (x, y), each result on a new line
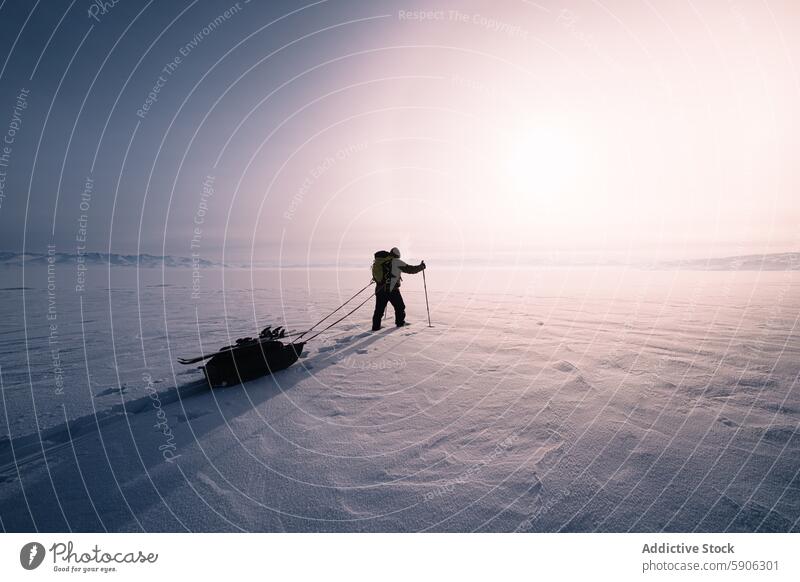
top-left (390, 247), bottom-right (401, 258)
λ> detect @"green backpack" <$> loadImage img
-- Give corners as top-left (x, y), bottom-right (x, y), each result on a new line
top-left (372, 250), bottom-right (393, 286)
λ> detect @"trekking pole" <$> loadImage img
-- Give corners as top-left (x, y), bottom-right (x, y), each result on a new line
top-left (422, 265), bottom-right (432, 327)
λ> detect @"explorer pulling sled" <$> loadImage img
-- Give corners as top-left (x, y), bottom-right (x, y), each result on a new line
top-left (178, 249), bottom-right (430, 387)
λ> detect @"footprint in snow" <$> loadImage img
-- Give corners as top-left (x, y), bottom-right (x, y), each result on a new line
top-left (197, 472), bottom-right (230, 496)
top-left (95, 386), bottom-right (128, 397)
top-left (355, 348), bottom-right (369, 354)
top-left (553, 360), bottom-right (578, 373)
top-left (177, 411), bottom-right (210, 423)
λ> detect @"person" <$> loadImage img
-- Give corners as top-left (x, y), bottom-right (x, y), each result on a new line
top-left (372, 247), bottom-right (425, 331)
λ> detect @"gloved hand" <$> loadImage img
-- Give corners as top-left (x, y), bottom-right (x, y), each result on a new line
top-left (420, 260), bottom-right (426, 270)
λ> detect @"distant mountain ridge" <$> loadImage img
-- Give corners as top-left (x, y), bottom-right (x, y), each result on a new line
top-left (648, 252), bottom-right (800, 271)
top-left (0, 251), bottom-right (223, 268)
top-left (1, 251), bottom-right (797, 270)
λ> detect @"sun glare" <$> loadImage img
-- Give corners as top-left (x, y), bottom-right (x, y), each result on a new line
top-left (497, 125), bottom-right (586, 219)
top-left (503, 127), bottom-right (581, 195)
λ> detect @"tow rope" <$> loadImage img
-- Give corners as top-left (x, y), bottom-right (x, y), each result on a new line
top-left (292, 280), bottom-right (374, 341)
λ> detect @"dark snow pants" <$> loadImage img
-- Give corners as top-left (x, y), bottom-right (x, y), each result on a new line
top-left (372, 285), bottom-right (405, 330)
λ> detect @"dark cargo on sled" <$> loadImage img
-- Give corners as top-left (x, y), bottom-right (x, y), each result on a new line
top-left (178, 326), bottom-right (305, 387)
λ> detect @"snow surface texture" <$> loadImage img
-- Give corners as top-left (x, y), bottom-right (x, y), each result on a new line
top-left (0, 266), bottom-right (798, 532)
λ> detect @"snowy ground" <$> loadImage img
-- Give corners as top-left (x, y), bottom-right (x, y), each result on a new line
top-left (0, 265), bottom-right (798, 532)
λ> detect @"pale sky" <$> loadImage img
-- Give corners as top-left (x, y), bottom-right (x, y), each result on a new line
top-left (0, 0), bottom-right (797, 265)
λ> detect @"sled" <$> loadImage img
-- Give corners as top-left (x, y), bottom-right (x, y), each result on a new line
top-left (178, 327), bottom-right (305, 387)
